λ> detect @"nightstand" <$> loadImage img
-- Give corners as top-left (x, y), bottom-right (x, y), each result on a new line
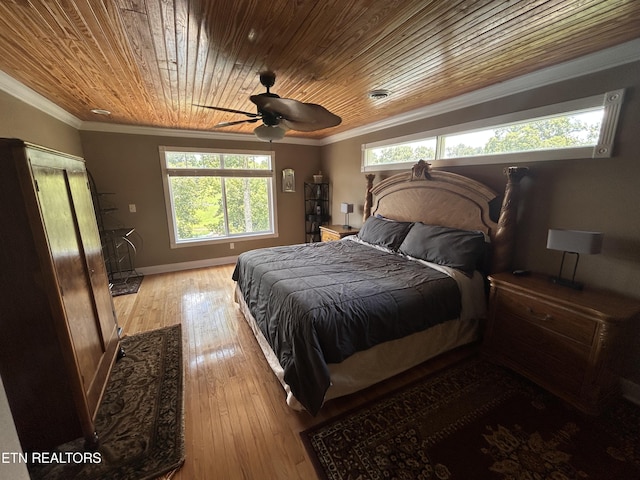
top-left (483, 272), bottom-right (640, 414)
top-left (319, 224), bottom-right (359, 242)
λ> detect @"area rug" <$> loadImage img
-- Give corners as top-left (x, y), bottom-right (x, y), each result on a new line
top-left (110, 275), bottom-right (144, 296)
top-left (29, 324), bottom-right (185, 480)
top-left (301, 359), bottom-right (640, 479)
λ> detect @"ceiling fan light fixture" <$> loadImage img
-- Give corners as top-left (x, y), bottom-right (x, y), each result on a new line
top-left (198, 71), bottom-right (341, 136)
top-left (368, 89), bottom-right (390, 100)
top-left (254, 124), bottom-right (286, 142)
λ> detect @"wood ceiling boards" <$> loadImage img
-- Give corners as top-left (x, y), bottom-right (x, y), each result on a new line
top-left (0, 0), bottom-right (639, 139)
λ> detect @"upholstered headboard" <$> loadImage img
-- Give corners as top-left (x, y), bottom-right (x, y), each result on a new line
top-left (363, 160), bottom-right (527, 273)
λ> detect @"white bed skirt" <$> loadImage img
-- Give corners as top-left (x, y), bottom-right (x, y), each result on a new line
top-left (234, 283), bottom-right (481, 412)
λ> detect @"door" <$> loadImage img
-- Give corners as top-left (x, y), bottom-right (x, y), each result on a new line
top-left (32, 165), bottom-right (104, 398)
top-left (66, 169), bottom-right (118, 346)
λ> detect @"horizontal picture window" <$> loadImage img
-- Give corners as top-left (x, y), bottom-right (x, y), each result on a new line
top-left (362, 90), bottom-right (624, 171)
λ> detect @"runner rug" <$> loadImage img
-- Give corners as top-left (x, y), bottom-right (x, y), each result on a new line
top-left (301, 359), bottom-right (640, 479)
top-left (29, 324), bottom-right (184, 480)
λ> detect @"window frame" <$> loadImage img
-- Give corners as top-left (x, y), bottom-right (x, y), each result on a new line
top-left (159, 146), bottom-right (278, 248)
top-left (362, 90), bottom-right (624, 171)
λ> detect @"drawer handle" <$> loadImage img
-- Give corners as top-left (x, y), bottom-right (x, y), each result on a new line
top-left (527, 307), bottom-right (553, 321)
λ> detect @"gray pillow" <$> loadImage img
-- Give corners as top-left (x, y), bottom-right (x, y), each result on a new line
top-left (357, 216), bottom-right (413, 251)
top-left (398, 223), bottom-right (486, 274)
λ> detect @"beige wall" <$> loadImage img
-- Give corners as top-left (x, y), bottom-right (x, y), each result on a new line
top-left (79, 131), bottom-right (321, 269)
top-left (0, 90), bottom-right (83, 156)
top-left (322, 61), bottom-right (640, 300)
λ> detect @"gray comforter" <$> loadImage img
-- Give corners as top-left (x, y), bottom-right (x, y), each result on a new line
top-left (232, 239), bottom-right (461, 414)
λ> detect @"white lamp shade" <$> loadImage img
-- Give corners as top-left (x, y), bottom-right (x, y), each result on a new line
top-left (340, 203), bottom-right (354, 214)
top-left (546, 229), bottom-right (603, 254)
top-left (254, 124), bottom-right (286, 142)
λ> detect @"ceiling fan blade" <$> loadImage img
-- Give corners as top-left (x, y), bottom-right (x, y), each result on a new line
top-left (214, 118), bottom-right (260, 128)
top-left (279, 117), bottom-right (333, 132)
top-left (250, 95), bottom-right (341, 131)
top-left (193, 104), bottom-right (260, 118)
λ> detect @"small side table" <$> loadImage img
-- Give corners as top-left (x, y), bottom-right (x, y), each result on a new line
top-left (319, 224), bottom-right (359, 242)
top-left (483, 272), bottom-right (640, 414)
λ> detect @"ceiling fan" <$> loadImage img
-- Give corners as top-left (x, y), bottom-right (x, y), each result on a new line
top-left (194, 71), bottom-right (341, 141)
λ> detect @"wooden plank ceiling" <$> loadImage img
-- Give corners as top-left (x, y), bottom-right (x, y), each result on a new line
top-left (0, 0), bottom-right (639, 139)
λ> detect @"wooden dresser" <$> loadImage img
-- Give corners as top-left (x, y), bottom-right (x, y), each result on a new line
top-left (483, 272), bottom-right (640, 414)
top-left (319, 224), bottom-right (359, 242)
top-left (0, 139), bottom-right (120, 451)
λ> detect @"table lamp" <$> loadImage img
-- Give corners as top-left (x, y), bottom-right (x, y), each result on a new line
top-left (546, 229), bottom-right (603, 290)
top-left (341, 203), bottom-right (354, 229)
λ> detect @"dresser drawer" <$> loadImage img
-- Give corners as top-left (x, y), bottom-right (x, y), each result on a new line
top-left (495, 289), bottom-right (597, 346)
top-left (488, 311), bottom-right (589, 396)
top-left (484, 272), bottom-right (640, 414)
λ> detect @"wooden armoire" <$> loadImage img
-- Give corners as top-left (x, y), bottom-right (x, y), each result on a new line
top-left (0, 139), bottom-right (120, 452)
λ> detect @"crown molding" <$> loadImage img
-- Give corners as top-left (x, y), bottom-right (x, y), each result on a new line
top-left (0, 70), bottom-right (83, 128)
top-left (319, 38), bottom-right (640, 145)
top-left (1, 38), bottom-right (639, 146)
top-left (80, 121), bottom-right (323, 146)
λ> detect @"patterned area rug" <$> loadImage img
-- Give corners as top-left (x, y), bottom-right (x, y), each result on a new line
top-left (301, 359), bottom-right (640, 479)
top-left (110, 275), bottom-right (144, 296)
top-left (29, 324), bottom-right (185, 480)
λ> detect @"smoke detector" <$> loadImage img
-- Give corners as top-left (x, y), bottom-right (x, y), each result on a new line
top-left (368, 89), bottom-right (390, 100)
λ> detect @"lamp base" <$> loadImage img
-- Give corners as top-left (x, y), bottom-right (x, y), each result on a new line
top-left (342, 224), bottom-right (351, 230)
top-left (549, 276), bottom-right (584, 290)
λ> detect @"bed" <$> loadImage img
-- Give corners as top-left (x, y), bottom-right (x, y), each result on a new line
top-left (232, 160), bottom-right (527, 415)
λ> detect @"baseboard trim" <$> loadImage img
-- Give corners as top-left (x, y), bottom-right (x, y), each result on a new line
top-left (621, 378), bottom-right (640, 406)
top-left (136, 256), bottom-right (238, 276)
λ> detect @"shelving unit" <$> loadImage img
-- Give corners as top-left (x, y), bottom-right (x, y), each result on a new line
top-left (88, 173), bottom-right (139, 285)
top-left (101, 227), bottom-right (137, 282)
top-left (304, 182), bottom-right (329, 242)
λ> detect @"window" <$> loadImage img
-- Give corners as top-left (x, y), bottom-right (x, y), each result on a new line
top-left (159, 147), bottom-right (277, 247)
top-left (440, 108), bottom-right (603, 158)
top-left (366, 137), bottom-right (437, 170)
top-left (362, 90), bottom-right (624, 171)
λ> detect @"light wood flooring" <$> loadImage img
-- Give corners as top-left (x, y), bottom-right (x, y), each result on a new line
top-left (113, 264), bottom-right (476, 480)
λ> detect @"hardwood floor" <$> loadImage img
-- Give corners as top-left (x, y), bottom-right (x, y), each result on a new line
top-left (113, 264), bottom-right (476, 480)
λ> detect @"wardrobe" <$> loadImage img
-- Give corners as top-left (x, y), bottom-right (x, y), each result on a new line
top-left (0, 139), bottom-right (120, 452)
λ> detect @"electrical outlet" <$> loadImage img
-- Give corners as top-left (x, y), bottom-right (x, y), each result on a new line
top-left (230, 242), bottom-right (235, 250)
top-left (129, 204), bottom-right (136, 213)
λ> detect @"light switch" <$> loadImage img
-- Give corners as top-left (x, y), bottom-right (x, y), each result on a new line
top-left (129, 204), bottom-right (137, 213)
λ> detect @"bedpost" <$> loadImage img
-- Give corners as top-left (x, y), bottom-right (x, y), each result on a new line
top-left (363, 174), bottom-right (375, 221)
top-left (491, 166), bottom-right (528, 273)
